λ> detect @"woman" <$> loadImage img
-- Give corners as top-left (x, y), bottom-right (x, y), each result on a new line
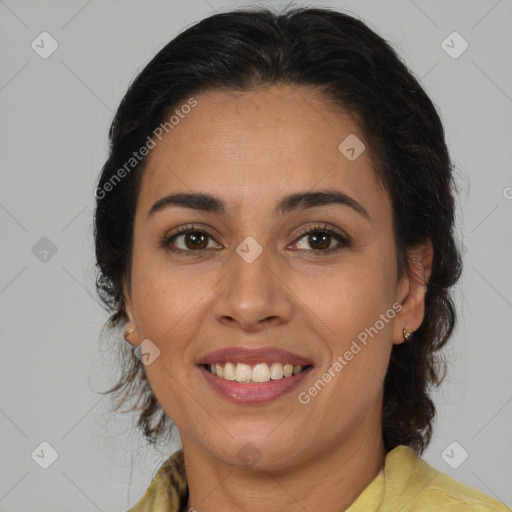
top-left (94, 7), bottom-right (510, 512)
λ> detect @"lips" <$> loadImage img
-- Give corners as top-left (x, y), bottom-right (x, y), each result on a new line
top-left (196, 346), bottom-right (314, 404)
top-left (196, 346), bottom-right (314, 367)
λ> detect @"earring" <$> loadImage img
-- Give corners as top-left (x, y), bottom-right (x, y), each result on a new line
top-left (124, 325), bottom-right (136, 342)
top-left (402, 328), bottom-right (413, 341)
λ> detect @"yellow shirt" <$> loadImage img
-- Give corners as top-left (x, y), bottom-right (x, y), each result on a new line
top-left (127, 445), bottom-right (511, 511)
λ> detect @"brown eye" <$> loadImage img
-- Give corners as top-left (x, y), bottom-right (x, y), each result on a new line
top-left (181, 232), bottom-right (209, 250)
top-left (162, 225), bottom-right (222, 254)
top-left (293, 223), bottom-right (351, 254)
top-left (305, 232), bottom-right (332, 250)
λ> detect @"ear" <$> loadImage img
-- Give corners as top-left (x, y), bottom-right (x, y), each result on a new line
top-left (393, 239), bottom-right (433, 345)
top-left (122, 280), bottom-right (140, 347)
top-left (123, 280), bottom-right (135, 323)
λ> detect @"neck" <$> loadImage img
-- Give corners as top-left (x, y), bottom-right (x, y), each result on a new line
top-left (181, 419), bottom-right (386, 512)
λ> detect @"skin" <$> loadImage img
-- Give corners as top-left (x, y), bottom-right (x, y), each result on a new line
top-left (123, 84), bottom-right (433, 512)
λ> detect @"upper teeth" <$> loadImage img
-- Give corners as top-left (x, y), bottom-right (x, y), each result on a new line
top-left (209, 362), bottom-right (304, 382)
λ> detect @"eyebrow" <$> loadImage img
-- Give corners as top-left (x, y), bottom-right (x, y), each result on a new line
top-left (146, 189), bottom-right (370, 221)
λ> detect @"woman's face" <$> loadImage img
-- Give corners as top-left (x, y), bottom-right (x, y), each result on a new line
top-left (124, 85), bottom-right (424, 469)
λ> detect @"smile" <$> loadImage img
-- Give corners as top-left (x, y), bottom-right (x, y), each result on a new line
top-left (196, 346), bottom-right (314, 403)
top-left (202, 361), bottom-right (312, 383)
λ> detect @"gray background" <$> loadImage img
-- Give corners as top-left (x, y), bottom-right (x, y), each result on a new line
top-left (1, 0), bottom-right (511, 510)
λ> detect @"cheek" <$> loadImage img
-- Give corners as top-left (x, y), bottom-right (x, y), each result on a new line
top-left (296, 265), bottom-right (396, 419)
top-left (129, 255), bottom-right (208, 423)
top-left (131, 246), bottom-right (211, 336)
top-left (289, 253), bottom-right (398, 407)
top-left (291, 254), bottom-right (396, 340)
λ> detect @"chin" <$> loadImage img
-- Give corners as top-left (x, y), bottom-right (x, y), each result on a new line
top-left (205, 435), bottom-right (308, 472)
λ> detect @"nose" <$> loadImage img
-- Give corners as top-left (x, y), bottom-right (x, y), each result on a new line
top-left (212, 242), bottom-right (293, 333)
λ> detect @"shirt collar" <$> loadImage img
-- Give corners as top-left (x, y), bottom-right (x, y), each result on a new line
top-left (128, 445), bottom-right (421, 512)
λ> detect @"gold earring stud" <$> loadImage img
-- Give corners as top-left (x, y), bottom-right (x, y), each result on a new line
top-left (124, 327), bottom-right (136, 341)
top-left (402, 328), bottom-right (413, 341)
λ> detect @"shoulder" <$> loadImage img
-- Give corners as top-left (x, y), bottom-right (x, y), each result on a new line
top-left (383, 445), bottom-right (511, 512)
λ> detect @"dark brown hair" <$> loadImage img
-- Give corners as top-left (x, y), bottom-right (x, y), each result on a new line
top-left (94, 6), bottom-right (462, 455)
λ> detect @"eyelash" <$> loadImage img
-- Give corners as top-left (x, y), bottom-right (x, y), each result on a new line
top-left (161, 223), bottom-right (351, 256)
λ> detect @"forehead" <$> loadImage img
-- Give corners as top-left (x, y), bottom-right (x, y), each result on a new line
top-left (137, 85), bottom-right (388, 221)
